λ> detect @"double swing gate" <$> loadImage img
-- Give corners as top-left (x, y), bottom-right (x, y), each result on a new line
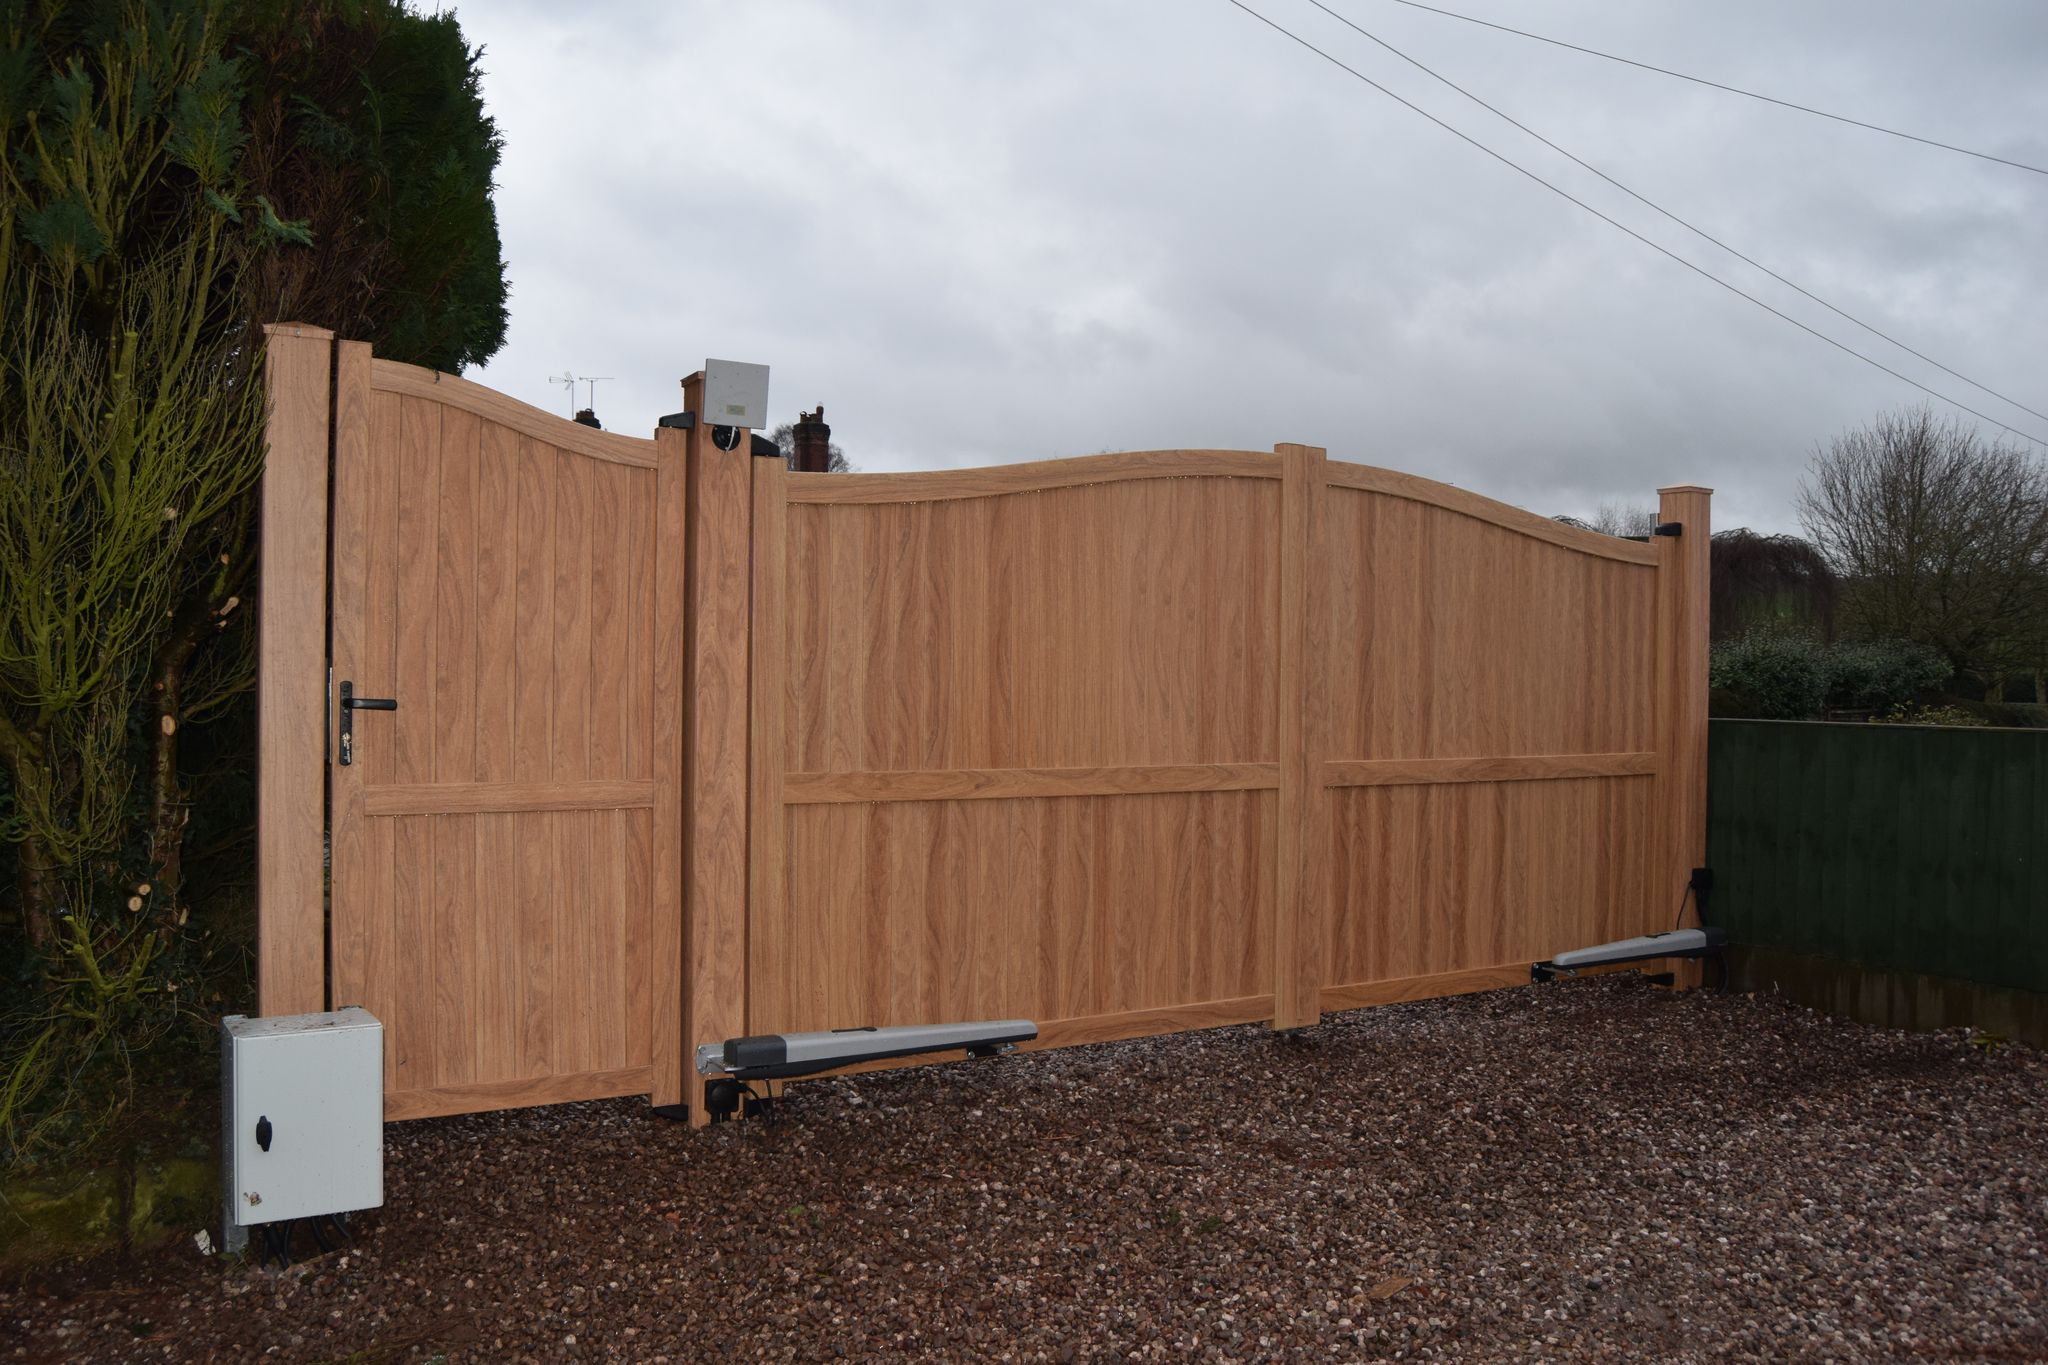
top-left (256, 325), bottom-right (1710, 1126)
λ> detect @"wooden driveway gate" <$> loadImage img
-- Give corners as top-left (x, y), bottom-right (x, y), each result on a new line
top-left (256, 326), bottom-right (1709, 1125)
top-left (707, 449), bottom-right (1709, 1073)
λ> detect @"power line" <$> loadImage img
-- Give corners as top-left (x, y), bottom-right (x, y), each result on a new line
top-left (1305, 0), bottom-right (2048, 429)
top-left (1380, 0), bottom-right (2048, 179)
top-left (1220, 0), bottom-right (2048, 448)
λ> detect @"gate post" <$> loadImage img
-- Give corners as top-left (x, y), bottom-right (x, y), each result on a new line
top-left (1273, 443), bottom-right (1329, 1030)
top-left (257, 323), bottom-right (335, 1017)
top-left (680, 373), bottom-right (756, 1124)
top-left (1654, 483), bottom-right (1712, 986)
top-left (650, 416), bottom-right (691, 1111)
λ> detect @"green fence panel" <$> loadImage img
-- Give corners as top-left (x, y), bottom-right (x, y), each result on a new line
top-left (1708, 720), bottom-right (2048, 995)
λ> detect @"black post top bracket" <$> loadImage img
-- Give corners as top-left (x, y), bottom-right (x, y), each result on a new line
top-left (1652, 521), bottom-right (1683, 537)
top-left (656, 411), bottom-right (781, 460)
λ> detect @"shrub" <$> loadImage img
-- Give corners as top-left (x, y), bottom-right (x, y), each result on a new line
top-left (1708, 635), bottom-right (1829, 719)
top-left (1710, 635), bottom-right (1955, 720)
top-left (1824, 641), bottom-right (1951, 712)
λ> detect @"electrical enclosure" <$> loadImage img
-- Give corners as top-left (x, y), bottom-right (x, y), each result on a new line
top-left (221, 1008), bottom-right (383, 1227)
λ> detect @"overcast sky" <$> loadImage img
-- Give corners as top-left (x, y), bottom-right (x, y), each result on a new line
top-left (459, 1), bottom-right (2048, 533)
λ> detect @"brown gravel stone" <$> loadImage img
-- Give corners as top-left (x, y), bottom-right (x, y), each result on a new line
top-left (4, 975), bottom-right (2046, 1362)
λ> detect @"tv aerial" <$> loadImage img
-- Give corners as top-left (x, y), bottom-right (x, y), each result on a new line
top-left (548, 371), bottom-right (577, 417)
top-left (547, 372), bottom-right (614, 417)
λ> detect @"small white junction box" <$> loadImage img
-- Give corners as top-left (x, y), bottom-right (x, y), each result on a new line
top-left (702, 358), bottom-right (770, 429)
top-left (221, 1008), bottom-right (383, 1227)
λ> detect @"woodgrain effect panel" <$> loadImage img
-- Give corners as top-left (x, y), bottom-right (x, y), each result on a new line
top-left (753, 791), bottom-right (1276, 1036)
top-left (368, 357), bottom-right (658, 468)
top-left (784, 477), bottom-right (1281, 773)
top-left (1324, 776), bottom-right (1656, 987)
top-left (1324, 460), bottom-right (1659, 565)
top-left (371, 431), bottom-right (657, 788)
top-left (1326, 488), bottom-right (1657, 761)
top-left (339, 808), bottom-right (654, 1105)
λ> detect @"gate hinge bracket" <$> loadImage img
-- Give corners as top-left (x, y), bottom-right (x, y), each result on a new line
top-left (1652, 521), bottom-right (1683, 537)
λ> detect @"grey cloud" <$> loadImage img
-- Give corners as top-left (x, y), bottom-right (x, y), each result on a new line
top-left (461, 0), bottom-right (2048, 533)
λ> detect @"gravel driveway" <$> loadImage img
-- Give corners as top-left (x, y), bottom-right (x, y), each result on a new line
top-left (6, 975), bottom-right (2045, 1362)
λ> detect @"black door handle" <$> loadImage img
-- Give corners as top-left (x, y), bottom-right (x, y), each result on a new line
top-left (338, 681), bottom-right (398, 766)
top-left (256, 1115), bottom-right (272, 1151)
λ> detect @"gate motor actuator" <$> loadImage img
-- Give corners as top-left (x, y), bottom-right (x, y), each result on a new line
top-left (1530, 926), bottom-right (1726, 982)
top-left (691, 1019), bottom-right (1037, 1121)
top-left (1532, 866), bottom-right (1723, 983)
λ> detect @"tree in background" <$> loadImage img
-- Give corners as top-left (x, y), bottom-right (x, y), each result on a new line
top-left (1560, 503), bottom-right (1842, 645)
top-left (1709, 528), bottom-right (1837, 642)
top-left (0, 0), bottom-right (506, 1163)
top-left (1586, 501), bottom-right (1655, 538)
top-left (1554, 501), bottom-right (1654, 538)
top-left (1799, 408), bottom-right (2048, 702)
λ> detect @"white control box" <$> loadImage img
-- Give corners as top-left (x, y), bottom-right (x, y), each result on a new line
top-left (221, 1008), bottom-right (383, 1227)
top-left (702, 358), bottom-right (770, 429)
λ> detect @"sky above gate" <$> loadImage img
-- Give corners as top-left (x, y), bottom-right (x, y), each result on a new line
top-left (460, 0), bottom-right (2048, 534)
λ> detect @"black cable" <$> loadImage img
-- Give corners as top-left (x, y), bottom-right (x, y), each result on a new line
top-left (1306, 0), bottom-right (2048, 430)
top-left (1221, 0), bottom-right (2048, 449)
top-left (1671, 880), bottom-right (1694, 932)
top-left (1379, 0), bottom-right (2048, 178)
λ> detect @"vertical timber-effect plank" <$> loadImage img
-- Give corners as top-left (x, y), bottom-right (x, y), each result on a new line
top-left (682, 388), bottom-right (754, 1126)
top-left (434, 408), bottom-right (481, 785)
top-left (474, 422), bottom-right (518, 785)
top-left (473, 810), bottom-right (516, 1084)
top-left (431, 814), bottom-right (475, 1088)
top-left (471, 422), bottom-right (519, 1084)
top-left (649, 428), bottom-right (689, 1107)
top-left (512, 439), bottom-right (557, 783)
top-left (1273, 443), bottom-right (1327, 1030)
top-left (327, 341), bottom-right (371, 1017)
top-left (587, 462), bottom-right (628, 780)
top-left (392, 397), bottom-right (441, 787)
top-left (553, 449), bottom-right (592, 781)
top-left (258, 323), bottom-right (334, 1017)
top-left (1655, 484), bottom-right (1712, 986)
top-left (748, 452), bottom-right (788, 1035)
top-left (512, 440), bottom-right (556, 1082)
